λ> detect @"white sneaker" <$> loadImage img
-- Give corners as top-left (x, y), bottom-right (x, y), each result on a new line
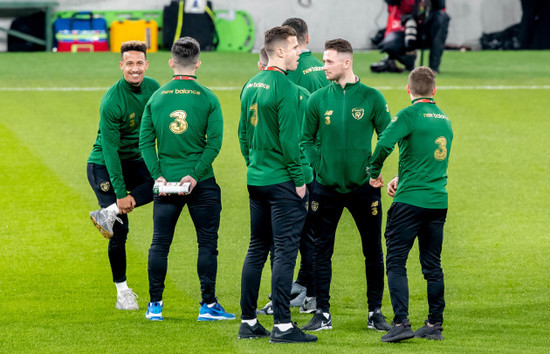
top-left (289, 282), bottom-right (307, 307)
top-left (116, 289), bottom-right (139, 310)
top-left (256, 300), bottom-right (273, 315)
top-left (300, 296), bottom-right (317, 313)
top-left (90, 208), bottom-right (123, 239)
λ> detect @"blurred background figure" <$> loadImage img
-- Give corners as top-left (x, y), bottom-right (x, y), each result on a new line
top-left (371, 0), bottom-right (449, 74)
top-left (519, 0), bottom-right (550, 50)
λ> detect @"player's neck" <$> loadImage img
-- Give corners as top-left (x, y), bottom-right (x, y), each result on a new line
top-left (124, 78), bottom-right (143, 87)
top-left (336, 70), bottom-right (357, 88)
top-left (266, 58), bottom-right (286, 71)
top-left (410, 94), bottom-right (434, 100)
top-left (174, 69), bottom-right (196, 76)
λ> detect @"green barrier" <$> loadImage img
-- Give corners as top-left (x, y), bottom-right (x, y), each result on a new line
top-left (214, 9), bottom-right (254, 52)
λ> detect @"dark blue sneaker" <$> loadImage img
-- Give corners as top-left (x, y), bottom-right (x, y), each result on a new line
top-left (197, 302), bottom-right (236, 321)
top-left (145, 301), bottom-right (163, 321)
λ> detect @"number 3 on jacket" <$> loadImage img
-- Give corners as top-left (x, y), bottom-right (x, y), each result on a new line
top-left (169, 110), bottom-right (188, 134)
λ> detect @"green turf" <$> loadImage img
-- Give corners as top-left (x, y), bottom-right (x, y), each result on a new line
top-left (0, 50), bottom-right (549, 353)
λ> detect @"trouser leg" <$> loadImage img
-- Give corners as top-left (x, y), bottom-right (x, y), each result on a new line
top-left (122, 159), bottom-right (154, 207)
top-left (87, 163), bottom-right (130, 283)
top-left (270, 182), bottom-right (307, 323)
top-left (240, 186), bottom-right (272, 320)
top-left (310, 183), bottom-right (344, 312)
top-left (380, 31), bottom-right (406, 60)
top-left (385, 202), bottom-right (420, 323)
top-left (108, 214), bottom-right (129, 283)
top-left (346, 183), bottom-right (385, 311)
top-left (418, 208), bottom-right (447, 324)
top-left (427, 10), bottom-right (450, 73)
top-left (295, 182), bottom-right (315, 297)
top-left (148, 195), bottom-right (183, 302)
top-left (188, 178), bottom-right (221, 304)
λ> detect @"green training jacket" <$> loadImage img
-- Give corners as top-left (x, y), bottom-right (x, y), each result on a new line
top-left (139, 75), bottom-right (223, 183)
top-left (88, 76), bottom-right (160, 199)
top-left (238, 67), bottom-right (305, 187)
top-left (369, 98), bottom-right (453, 209)
top-left (301, 78), bottom-right (391, 193)
top-left (286, 51), bottom-right (330, 94)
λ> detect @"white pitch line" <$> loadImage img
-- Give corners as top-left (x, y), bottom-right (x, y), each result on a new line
top-left (438, 85), bottom-right (550, 90)
top-left (0, 85), bottom-right (549, 92)
top-left (0, 87), bottom-right (110, 91)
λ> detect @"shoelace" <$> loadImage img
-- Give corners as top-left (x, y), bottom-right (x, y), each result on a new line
top-left (103, 210), bottom-right (123, 225)
top-left (121, 290), bottom-right (138, 302)
top-left (214, 303), bottom-right (226, 312)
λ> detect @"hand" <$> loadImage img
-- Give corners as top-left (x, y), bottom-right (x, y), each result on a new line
top-left (179, 175), bottom-right (197, 195)
top-left (296, 184), bottom-right (306, 199)
top-left (117, 195), bottom-right (136, 214)
top-left (387, 176), bottom-right (399, 197)
top-left (369, 175), bottom-right (384, 189)
top-left (156, 176), bottom-right (168, 196)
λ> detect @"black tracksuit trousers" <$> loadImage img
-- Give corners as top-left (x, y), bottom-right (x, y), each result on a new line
top-left (385, 202), bottom-right (447, 324)
top-left (240, 181), bottom-right (307, 323)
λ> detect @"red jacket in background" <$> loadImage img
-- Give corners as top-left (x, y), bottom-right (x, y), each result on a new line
top-left (385, 0), bottom-right (418, 35)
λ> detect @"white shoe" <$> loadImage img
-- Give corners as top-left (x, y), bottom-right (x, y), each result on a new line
top-left (300, 296), bottom-right (317, 313)
top-left (289, 282), bottom-right (307, 307)
top-left (90, 208), bottom-right (122, 239)
top-left (256, 300), bottom-right (273, 315)
top-left (116, 289), bottom-right (139, 310)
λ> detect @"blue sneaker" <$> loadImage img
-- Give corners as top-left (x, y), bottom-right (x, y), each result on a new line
top-left (146, 301), bottom-right (163, 321)
top-left (197, 302), bottom-right (236, 321)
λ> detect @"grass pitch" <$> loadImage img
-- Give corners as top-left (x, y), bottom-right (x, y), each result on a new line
top-left (0, 50), bottom-right (549, 353)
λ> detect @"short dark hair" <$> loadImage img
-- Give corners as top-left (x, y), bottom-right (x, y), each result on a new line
top-left (264, 26), bottom-right (297, 56)
top-left (259, 46), bottom-right (268, 67)
top-left (408, 66), bottom-right (436, 97)
top-left (120, 40), bottom-right (147, 58)
top-left (282, 17), bottom-right (308, 45)
top-left (324, 38), bottom-right (353, 54)
top-left (171, 36), bottom-right (200, 68)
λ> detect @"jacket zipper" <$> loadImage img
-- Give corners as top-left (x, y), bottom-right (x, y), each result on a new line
top-left (342, 88), bottom-right (346, 182)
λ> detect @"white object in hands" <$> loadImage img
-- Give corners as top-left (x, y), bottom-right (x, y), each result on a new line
top-left (153, 182), bottom-right (191, 194)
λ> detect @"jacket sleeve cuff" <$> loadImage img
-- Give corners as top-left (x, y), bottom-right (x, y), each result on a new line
top-left (115, 190), bottom-right (128, 199)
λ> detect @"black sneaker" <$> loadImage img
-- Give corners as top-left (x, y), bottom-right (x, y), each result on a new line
top-left (238, 321), bottom-right (271, 339)
top-left (367, 308), bottom-right (392, 331)
top-left (270, 323), bottom-right (318, 343)
top-left (370, 57), bottom-right (404, 73)
top-left (414, 320), bottom-right (444, 340)
top-left (381, 319), bottom-right (415, 343)
top-left (302, 312), bottom-right (332, 331)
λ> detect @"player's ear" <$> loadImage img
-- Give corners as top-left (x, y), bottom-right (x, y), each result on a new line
top-left (344, 57), bottom-right (351, 69)
top-left (196, 60), bottom-right (202, 70)
top-left (432, 86), bottom-right (437, 96)
top-left (406, 84), bottom-right (411, 95)
top-left (169, 58), bottom-right (175, 69)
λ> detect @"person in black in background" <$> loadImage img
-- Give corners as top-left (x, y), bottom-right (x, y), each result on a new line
top-left (371, 0), bottom-right (450, 74)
